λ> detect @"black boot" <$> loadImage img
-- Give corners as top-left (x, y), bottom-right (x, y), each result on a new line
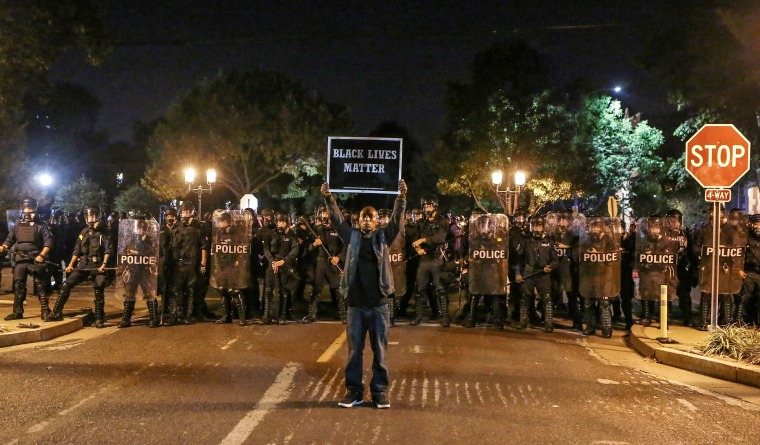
top-left (277, 293), bottom-right (288, 325)
top-left (39, 293), bottom-right (51, 321)
top-left (47, 289), bottom-right (70, 322)
top-left (388, 295), bottom-right (396, 327)
top-left (465, 294), bottom-right (477, 328)
top-left (165, 291), bottom-right (180, 326)
top-left (492, 295), bottom-right (504, 330)
top-left (94, 291), bottom-right (106, 328)
top-left (234, 293), bottom-right (247, 326)
top-left (438, 290), bottom-right (450, 327)
top-left (641, 300), bottom-right (652, 327)
top-left (147, 300), bottom-right (160, 328)
top-left (4, 287), bottom-right (24, 320)
top-left (736, 299), bottom-right (748, 326)
top-left (336, 291), bottom-right (347, 324)
top-left (680, 295), bottom-right (693, 327)
top-left (582, 300), bottom-right (596, 336)
top-left (513, 295), bottom-right (528, 330)
top-left (217, 293), bottom-right (233, 324)
top-left (302, 292), bottom-right (319, 324)
top-left (259, 289), bottom-right (273, 325)
top-left (118, 301), bottom-right (136, 328)
top-left (601, 300), bottom-right (612, 338)
top-left (410, 292), bottom-right (424, 326)
top-left (698, 294), bottom-right (710, 331)
top-left (183, 293), bottom-right (195, 325)
top-left (569, 292), bottom-right (583, 331)
top-left (543, 294), bottom-right (553, 333)
top-left (721, 294), bottom-right (734, 325)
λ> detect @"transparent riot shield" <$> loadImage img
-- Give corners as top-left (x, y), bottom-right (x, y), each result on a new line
top-left (468, 214), bottom-right (509, 295)
top-left (6, 209), bottom-right (20, 234)
top-left (578, 217), bottom-right (622, 299)
top-left (390, 224), bottom-right (406, 297)
top-left (116, 219), bottom-right (160, 301)
top-left (698, 219), bottom-right (746, 294)
top-left (635, 217), bottom-right (679, 301)
top-left (210, 210), bottom-right (252, 290)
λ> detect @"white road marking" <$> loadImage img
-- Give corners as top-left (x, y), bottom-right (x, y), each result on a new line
top-left (221, 338), bottom-right (238, 350)
top-left (410, 377), bottom-right (418, 402)
top-left (597, 379), bottom-right (620, 385)
top-left (434, 379), bottom-right (440, 405)
top-left (219, 362), bottom-right (300, 445)
top-left (319, 368), bottom-right (341, 402)
top-left (422, 375), bottom-right (429, 407)
top-left (317, 331), bottom-right (346, 363)
top-left (475, 382), bottom-right (484, 403)
top-left (677, 398), bottom-right (697, 412)
top-left (311, 368), bottom-right (331, 398)
top-left (495, 383), bottom-right (508, 407)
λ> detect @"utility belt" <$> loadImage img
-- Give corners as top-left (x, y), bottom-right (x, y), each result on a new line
top-left (82, 256), bottom-right (101, 264)
top-left (176, 258), bottom-right (197, 267)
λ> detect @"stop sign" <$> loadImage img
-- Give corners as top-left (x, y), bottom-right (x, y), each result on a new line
top-left (685, 124), bottom-right (750, 188)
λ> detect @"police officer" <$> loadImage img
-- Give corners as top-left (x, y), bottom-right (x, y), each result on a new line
top-left (508, 209), bottom-right (528, 322)
top-left (304, 206), bottom-right (345, 323)
top-left (242, 208), bottom-right (263, 319)
top-left (411, 195), bottom-right (450, 327)
top-left (1, 198), bottom-right (54, 321)
top-left (118, 214), bottom-right (160, 328)
top-left (167, 202), bottom-right (207, 326)
top-left (549, 210), bottom-right (581, 330)
top-left (397, 207), bottom-right (423, 318)
top-left (213, 212), bottom-right (248, 326)
top-left (261, 213), bottom-right (299, 325)
top-left (666, 209), bottom-right (694, 326)
top-left (158, 207), bottom-right (176, 319)
top-left (737, 214), bottom-right (760, 324)
top-left (581, 215), bottom-right (619, 338)
top-left (48, 206), bottom-right (112, 327)
top-left (514, 215), bottom-right (559, 332)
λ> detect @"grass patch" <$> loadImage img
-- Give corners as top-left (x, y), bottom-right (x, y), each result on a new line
top-left (701, 324), bottom-right (760, 365)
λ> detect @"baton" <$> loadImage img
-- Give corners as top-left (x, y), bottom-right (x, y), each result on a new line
top-left (9, 250), bottom-right (65, 270)
top-left (298, 217), bottom-right (343, 273)
top-left (516, 268), bottom-right (549, 282)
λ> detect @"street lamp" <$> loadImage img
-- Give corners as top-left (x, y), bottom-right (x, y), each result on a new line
top-left (185, 167), bottom-right (216, 216)
top-left (35, 173), bottom-right (53, 187)
top-left (492, 169), bottom-right (526, 215)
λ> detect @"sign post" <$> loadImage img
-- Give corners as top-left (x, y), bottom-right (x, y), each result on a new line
top-left (685, 124), bottom-right (750, 331)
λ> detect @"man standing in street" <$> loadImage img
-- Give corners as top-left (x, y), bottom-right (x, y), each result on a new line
top-left (321, 179), bottom-right (407, 409)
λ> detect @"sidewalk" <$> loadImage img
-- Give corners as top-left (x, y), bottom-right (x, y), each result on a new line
top-left (628, 322), bottom-right (760, 388)
top-left (0, 286), bottom-right (132, 348)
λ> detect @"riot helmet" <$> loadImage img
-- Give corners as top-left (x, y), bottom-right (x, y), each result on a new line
top-left (411, 208), bottom-right (424, 222)
top-left (441, 209), bottom-right (453, 222)
top-left (529, 215), bottom-right (545, 239)
top-left (557, 210), bottom-right (572, 233)
top-left (421, 195), bottom-right (438, 218)
top-left (218, 211), bottom-right (232, 231)
top-left (377, 208), bottom-right (392, 228)
top-left (646, 215), bottom-right (663, 240)
top-left (728, 208), bottom-right (744, 227)
top-left (475, 214), bottom-right (493, 237)
top-left (587, 215), bottom-right (604, 240)
top-left (50, 210), bottom-right (64, 225)
top-left (179, 201), bottom-right (196, 223)
top-left (134, 218), bottom-right (148, 236)
top-left (21, 197), bottom-right (38, 222)
top-left (750, 214), bottom-right (760, 237)
top-left (665, 208), bottom-right (683, 227)
top-left (261, 209), bottom-right (275, 228)
top-left (275, 212), bottom-right (290, 233)
top-left (164, 207), bottom-right (177, 228)
top-left (512, 209), bottom-right (528, 230)
top-left (85, 206), bottom-right (100, 227)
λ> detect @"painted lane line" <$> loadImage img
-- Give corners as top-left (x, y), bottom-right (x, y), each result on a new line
top-left (317, 331), bottom-right (346, 363)
top-left (219, 362), bottom-right (300, 445)
top-left (221, 338), bottom-right (238, 350)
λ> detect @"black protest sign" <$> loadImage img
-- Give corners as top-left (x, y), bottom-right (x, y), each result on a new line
top-left (327, 137), bottom-right (402, 194)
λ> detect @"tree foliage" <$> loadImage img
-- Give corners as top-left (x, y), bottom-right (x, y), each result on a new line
top-left (53, 175), bottom-right (108, 213)
top-left (113, 185), bottom-right (161, 216)
top-left (142, 69), bottom-right (352, 201)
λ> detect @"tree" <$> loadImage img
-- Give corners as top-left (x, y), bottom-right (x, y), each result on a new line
top-left (0, 1), bottom-right (107, 207)
top-left (142, 69), bottom-right (352, 202)
top-left (113, 185), bottom-right (162, 216)
top-left (576, 96), bottom-right (666, 216)
top-left (53, 175), bottom-right (108, 213)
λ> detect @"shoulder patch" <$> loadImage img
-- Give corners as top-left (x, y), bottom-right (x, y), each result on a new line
top-left (79, 234), bottom-right (84, 240)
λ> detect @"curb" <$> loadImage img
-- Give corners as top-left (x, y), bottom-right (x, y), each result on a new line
top-left (629, 325), bottom-right (760, 389)
top-left (0, 315), bottom-right (86, 348)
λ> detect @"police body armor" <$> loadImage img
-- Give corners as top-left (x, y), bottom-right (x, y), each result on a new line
top-left (468, 214), bottom-right (509, 295)
top-left (635, 217), bottom-right (679, 301)
top-left (545, 212), bottom-right (582, 291)
top-left (210, 210), bottom-right (252, 290)
top-left (698, 220), bottom-right (746, 294)
top-left (116, 219), bottom-right (160, 301)
top-left (172, 220), bottom-right (202, 267)
top-left (14, 223), bottom-right (43, 258)
top-left (578, 217), bottom-right (622, 299)
top-left (77, 227), bottom-right (105, 266)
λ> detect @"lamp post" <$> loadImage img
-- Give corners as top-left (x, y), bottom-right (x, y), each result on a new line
top-left (185, 167), bottom-right (216, 216)
top-left (492, 170), bottom-right (526, 215)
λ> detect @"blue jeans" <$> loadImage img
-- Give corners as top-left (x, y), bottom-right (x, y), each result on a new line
top-left (345, 305), bottom-right (390, 396)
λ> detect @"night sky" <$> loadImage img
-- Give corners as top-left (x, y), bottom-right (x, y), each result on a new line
top-left (51, 0), bottom-right (668, 148)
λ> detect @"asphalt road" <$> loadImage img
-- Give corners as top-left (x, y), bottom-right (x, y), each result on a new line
top-left (2, 309), bottom-right (760, 445)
